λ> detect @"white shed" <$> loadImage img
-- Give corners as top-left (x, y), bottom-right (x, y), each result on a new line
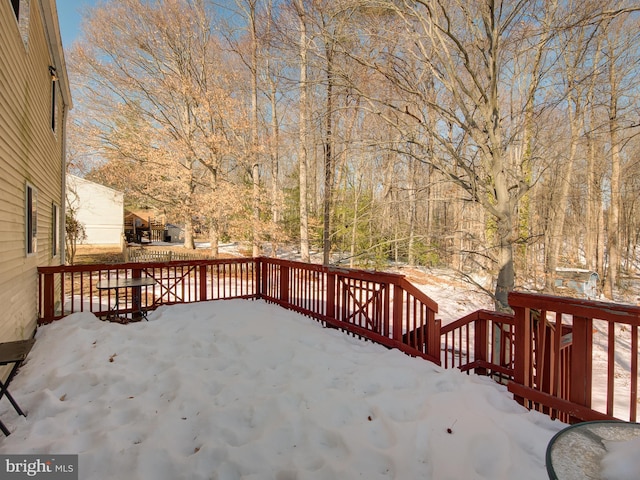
top-left (66, 175), bottom-right (124, 246)
top-left (165, 223), bottom-right (184, 243)
top-left (555, 268), bottom-right (600, 300)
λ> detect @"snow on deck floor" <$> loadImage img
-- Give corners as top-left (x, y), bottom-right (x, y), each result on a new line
top-left (0, 299), bottom-right (563, 479)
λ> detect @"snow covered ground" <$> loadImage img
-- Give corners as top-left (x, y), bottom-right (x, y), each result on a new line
top-left (0, 299), bottom-right (568, 480)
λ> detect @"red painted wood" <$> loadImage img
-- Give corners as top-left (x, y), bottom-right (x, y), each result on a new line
top-left (607, 321), bottom-right (615, 417)
top-left (512, 305), bottom-right (531, 393)
top-left (507, 382), bottom-right (617, 423)
top-left (392, 284), bottom-right (403, 343)
top-left (509, 291), bottom-right (640, 323)
top-left (474, 316), bottom-right (488, 375)
top-left (42, 273), bottom-right (55, 323)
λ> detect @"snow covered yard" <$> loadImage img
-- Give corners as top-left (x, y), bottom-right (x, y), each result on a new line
top-left (0, 299), bottom-right (565, 479)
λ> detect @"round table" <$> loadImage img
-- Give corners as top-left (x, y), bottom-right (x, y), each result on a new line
top-left (546, 420), bottom-right (640, 479)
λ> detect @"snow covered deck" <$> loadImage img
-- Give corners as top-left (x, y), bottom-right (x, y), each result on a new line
top-left (38, 257), bottom-right (640, 424)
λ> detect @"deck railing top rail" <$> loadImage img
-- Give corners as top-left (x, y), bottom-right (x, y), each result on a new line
top-left (509, 291), bottom-right (640, 324)
top-left (38, 256), bottom-right (253, 274)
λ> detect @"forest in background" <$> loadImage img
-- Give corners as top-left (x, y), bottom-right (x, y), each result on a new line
top-left (66, 0), bottom-right (640, 308)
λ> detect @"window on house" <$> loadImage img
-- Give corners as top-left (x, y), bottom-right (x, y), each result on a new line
top-left (26, 183), bottom-right (37, 255)
top-left (11, 0), bottom-right (30, 47)
top-left (11, 0), bottom-right (19, 19)
top-left (52, 203), bottom-right (59, 257)
top-left (50, 71), bottom-right (57, 133)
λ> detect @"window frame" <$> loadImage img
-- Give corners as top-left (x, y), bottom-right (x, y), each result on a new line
top-left (26, 183), bottom-right (38, 256)
top-left (11, 0), bottom-right (20, 20)
top-left (50, 75), bottom-right (57, 133)
top-left (52, 202), bottom-right (59, 257)
top-left (11, 0), bottom-right (30, 48)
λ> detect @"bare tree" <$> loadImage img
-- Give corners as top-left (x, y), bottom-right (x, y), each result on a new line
top-left (544, 2), bottom-right (604, 291)
top-left (66, 0), bottom-right (640, 300)
top-left (602, 15), bottom-right (639, 297)
top-left (349, 0), bottom-right (544, 309)
top-left (64, 187), bottom-right (87, 265)
top-left (293, 0), bottom-right (311, 262)
top-left (72, 0), bottom-right (251, 252)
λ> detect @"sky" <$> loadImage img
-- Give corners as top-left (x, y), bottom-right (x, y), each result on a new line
top-left (0, 296), bottom-right (638, 479)
top-left (56, 0), bottom-right (99, 49)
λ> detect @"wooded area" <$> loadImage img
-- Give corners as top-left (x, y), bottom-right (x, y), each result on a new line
top-left (67, 0), bottom-right (640, 307)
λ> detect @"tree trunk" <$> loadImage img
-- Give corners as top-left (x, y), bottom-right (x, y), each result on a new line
top-left (493, 179), bottom-right (515, 311)
top-left (605, 53), bottom-right (621, 298)
top-left (249, 1), bottom-right (261, 258)
top-left (492, 174), bottom-right (515, 367)
top-left (295, 0), bottom-right (310, 263)
top-left (268, 62), bottom-right (281, 257)
top-left (407, 156), bottom-right (417, 266)
top-left (545, 123), bottom-right (580, 291)
top-left (349, 188), bottom-right (360, 269)
top-left (184, 216), bottom-right (196, 250)
top-left (322, 40), bottom-right (334, 266)
top-left (209, 219), bottom-right (219, 258)
top-left (585, 129), bottom-right (598, 272)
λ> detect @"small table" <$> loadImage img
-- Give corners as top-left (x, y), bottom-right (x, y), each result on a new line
top-left (546, 420), bottom-right (640, 479)
top-left (97, 277), bottom-right (156, 321)
top-left (0, 338), bottom-right (35, 436)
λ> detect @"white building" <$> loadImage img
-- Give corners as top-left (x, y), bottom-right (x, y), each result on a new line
top-left (165, 223), bottom-right (185, 243)
top-left (66, 175), bottom-right (124, 246)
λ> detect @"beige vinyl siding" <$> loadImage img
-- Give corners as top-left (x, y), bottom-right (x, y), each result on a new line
top-left (0, 0), bottom-right (67, 342)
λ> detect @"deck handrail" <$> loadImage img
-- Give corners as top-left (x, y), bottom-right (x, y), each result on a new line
top-left (38, 257), bottom-right (441, 363)
top-left (37, 258), bottom-right (639, 424)
top-left (439, 309), bottom-right (516, 378)
top-left (509, 291), bottom-right (639, 424)
top-left (257, 258), bottom-right (441, 363)
top-left (440, 292), bottom-right (640, 423)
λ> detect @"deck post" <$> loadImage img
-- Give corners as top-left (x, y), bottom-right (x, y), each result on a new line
top-left (569, 315), bottom-right (593, 422)
top-left (427, 317), bottom-right (441, 366)
top-left (131, 267), bottom-right (142, 321)
top-left (279, 263), bottom-right (289, 306)
top-left (199, 264), bottom-right (208, 301)
top-left (326, 270), bottom-right (336, 323)
top-left (41, 272), bottom-right (56, 324)
top-left (474, 313), bottom-right (488, 375)
top-left (254, 258), bottom-right (262, 298)
top-left (393, 284), bottom-right (403, 343)
top-left (512, 303), bottom-right (532, 406)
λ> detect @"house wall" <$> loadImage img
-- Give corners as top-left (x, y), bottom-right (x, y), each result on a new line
top-left (0, 0), bottom-right (70, 341)
top-left (67, 175), bottom-right (124, 246)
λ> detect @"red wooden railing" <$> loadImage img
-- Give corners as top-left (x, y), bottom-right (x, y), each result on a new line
top-left (442, 292), bottom-right (640, 424)
top-left (37, 257), bottom-right (640, 424)
top-left (38, 257), bottom-right (441, 363)
top-left (440, 309), bottom-right (515, 378)
top-left (259, 258), bottom-right (441, 363)
top-left (38, 258), bottom-right (257, 321)
top-left (509, 291), bottom-right (639, 424)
